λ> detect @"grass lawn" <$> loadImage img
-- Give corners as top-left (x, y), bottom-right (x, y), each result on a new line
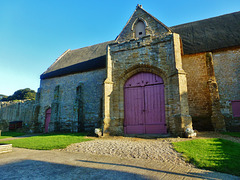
top-left (0, 131), bottom-right (25, 139)
top-left (221, 132), bottom-right (240, 138)
top-left (1, 133), bottom-right (92, 150)
top-left (172, 138), bottom-right (240, 176)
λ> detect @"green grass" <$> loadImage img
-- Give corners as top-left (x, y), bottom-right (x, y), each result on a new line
top-left (173, 138), bottom-right (240, 176)
top-left (221, 132), bottom-right (240, 138)
top-left (1, 133), bottom-right (92, 150)
top-left (0, 131), bottom-right (25, 139)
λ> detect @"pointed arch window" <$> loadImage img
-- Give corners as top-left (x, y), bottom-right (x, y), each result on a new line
top-left (135, 20), bottom-right (146, 38)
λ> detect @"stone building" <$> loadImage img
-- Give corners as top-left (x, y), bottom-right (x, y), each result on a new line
top-left (36, 5), bottom-right (240, 135)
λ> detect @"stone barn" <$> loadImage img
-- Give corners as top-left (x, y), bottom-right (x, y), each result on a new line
top-left (36, 5), bottom-right (240, 136)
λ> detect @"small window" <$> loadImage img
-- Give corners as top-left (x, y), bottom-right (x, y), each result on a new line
top-left (135, 21), bottom-right (146, 38)
top-left (231, 100), bottom-right (240, 117)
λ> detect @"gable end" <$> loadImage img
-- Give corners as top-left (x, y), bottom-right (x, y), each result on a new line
top-left (116, 5), bottom-right (172, 42)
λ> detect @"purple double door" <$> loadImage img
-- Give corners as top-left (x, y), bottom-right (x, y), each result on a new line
top-left (124, 72), bottom-right (167, 134)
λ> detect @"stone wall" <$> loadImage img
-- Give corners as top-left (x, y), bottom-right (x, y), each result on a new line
top-left (213, 47), bottom-right (240, 131)
top-left (182, 53), bottom-right (213, 130)
top-left (103, 6), bottom-right (193, 136)
top-left (181, 47), bottom-right (240, 132)
top-left (104, 33), bottom-right (193, 136)
top-left (38, 69), bottom-right (106, 133)
top-left (0, 100), bottom-right (35, 132)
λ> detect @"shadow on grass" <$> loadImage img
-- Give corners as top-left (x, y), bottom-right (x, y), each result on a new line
top-left (221, 132), bottom-right (240, 138)
top-left (174, 138), bottom-right (240, 177)
top-left (206, 138), bottom-right (240, 176)
top-left (37, 132), bottom-right (89, 137)
top-left (1, 131), bottom-right (25, 137)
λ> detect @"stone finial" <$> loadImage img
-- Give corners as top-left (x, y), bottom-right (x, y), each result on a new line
top-left (137, 4), bottom-right (143, 9)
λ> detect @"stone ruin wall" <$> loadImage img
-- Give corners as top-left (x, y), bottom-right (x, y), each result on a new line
top-left (0, 100), bottom-right (36, 132)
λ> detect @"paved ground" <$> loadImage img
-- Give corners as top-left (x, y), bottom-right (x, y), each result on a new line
top-left (0, 148), bottom-right (239, 180)
top-left (0, 132), bottom-right (239, 180)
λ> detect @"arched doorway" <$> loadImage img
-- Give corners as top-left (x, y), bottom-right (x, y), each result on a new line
top-left (44, 108), bottom-right (51, 133)
top-left (124, 72), bottom-right (167, 134)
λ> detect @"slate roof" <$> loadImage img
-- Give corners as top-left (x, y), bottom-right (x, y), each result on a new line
top-left (171, 11), bottom-right (240, 54)
top-left (40, 40), bottom-right (114, 79)
top-left (41, 11), bottom-right (240, 80)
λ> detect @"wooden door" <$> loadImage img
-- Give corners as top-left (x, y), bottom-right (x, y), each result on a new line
top-left (124, 72), bottom-right (167, 134)
top-left (45, 108), bottom-right (51, 133)
top-left (124, 87), bottom-right (145, 134)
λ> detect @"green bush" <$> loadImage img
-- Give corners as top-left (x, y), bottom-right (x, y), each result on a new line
top-left (1, 88), bottom-right (36, 101)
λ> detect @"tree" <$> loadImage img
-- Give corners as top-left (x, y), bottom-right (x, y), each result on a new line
top-left (0, 88), bottom-right (36, 101)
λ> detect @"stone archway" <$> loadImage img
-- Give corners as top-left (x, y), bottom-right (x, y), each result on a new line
top-left (104, 33), bottom-right (193, 136)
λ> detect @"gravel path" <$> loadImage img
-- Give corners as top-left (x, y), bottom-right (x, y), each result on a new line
top-left (60, 131), bottom-right (240, 168)
top-left (60, 137), bottom-right (193, 167)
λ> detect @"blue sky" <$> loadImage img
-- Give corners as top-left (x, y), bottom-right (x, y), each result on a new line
top-left (0, 0), bottom-right (239, 96)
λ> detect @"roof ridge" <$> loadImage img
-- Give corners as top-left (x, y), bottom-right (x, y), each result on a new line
top-left (171, 11), bottom-right (240, 28)
top-left (171, 11), bottom-right (240, 54)
top-left (41, 40), bottom-right (115, 77)
top-left (71, 40), bottom-right (115, 52)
